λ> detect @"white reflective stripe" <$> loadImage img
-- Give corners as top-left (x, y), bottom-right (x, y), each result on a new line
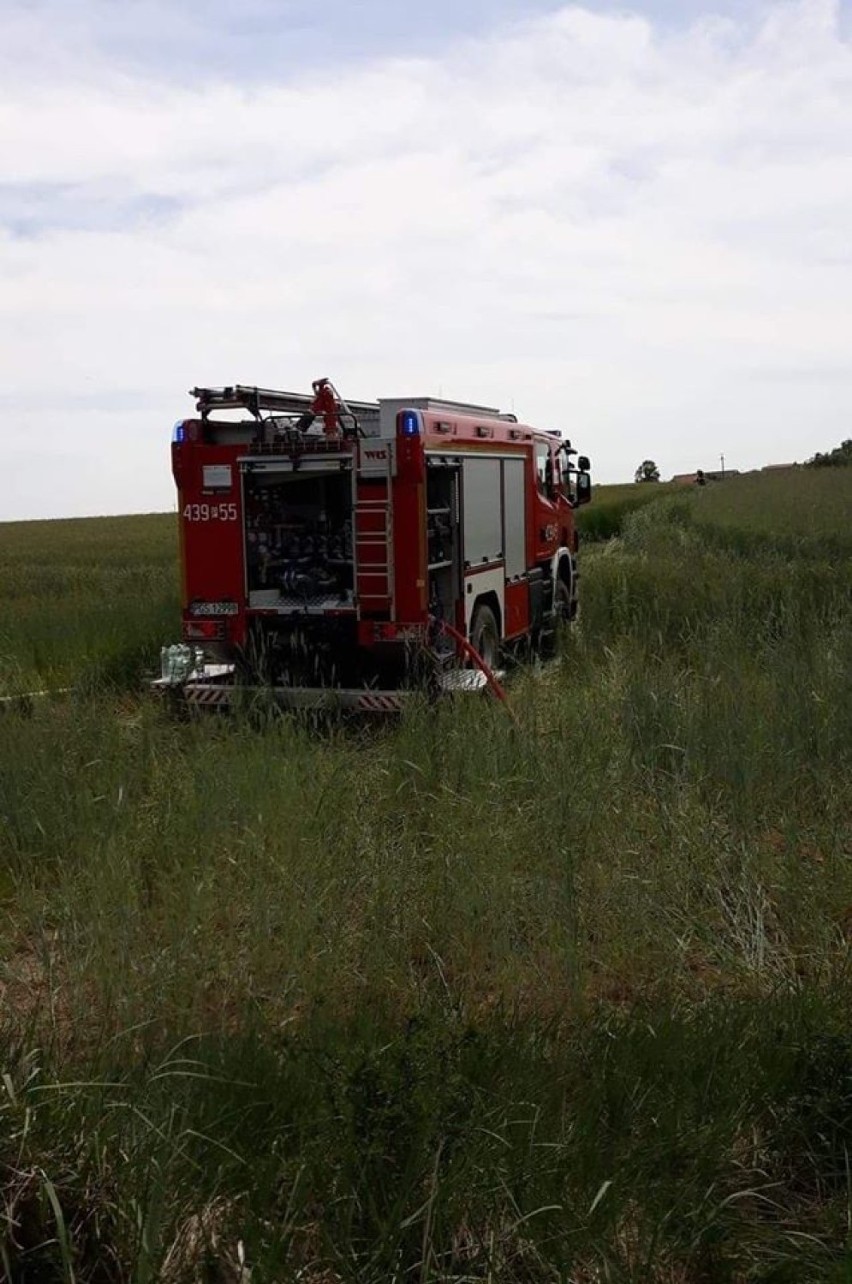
top-left (439, 670), bottom-right (491, 692)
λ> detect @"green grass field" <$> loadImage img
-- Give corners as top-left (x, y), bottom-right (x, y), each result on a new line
top-left (689, 467), bottom-right (852, 553)
top-left (1, 469), bottom-right (851, 1280)
top-left (575, 480), bottom-right (680, 541)
top-left (0, 513), bottom-right (178, 695)
top-left (578, 467), bottom-right (852, 551)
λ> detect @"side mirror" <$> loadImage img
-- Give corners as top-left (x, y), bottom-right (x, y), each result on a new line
top-left (575, 471), bottom-right (592, 506)
top-left (578, 455), bottom-right (590, 472)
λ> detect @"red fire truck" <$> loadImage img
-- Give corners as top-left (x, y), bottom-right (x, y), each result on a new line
top-left (156, 378), bottom-right (591, 712)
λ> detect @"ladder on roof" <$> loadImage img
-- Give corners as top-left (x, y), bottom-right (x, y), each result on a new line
top-left (191, 385), bottom-right (380, 421)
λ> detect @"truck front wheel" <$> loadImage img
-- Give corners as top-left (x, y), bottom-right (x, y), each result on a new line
top-left (538, 578), bottom-right (572, 659)
top-left (554, 577), bottom-right (572, 622)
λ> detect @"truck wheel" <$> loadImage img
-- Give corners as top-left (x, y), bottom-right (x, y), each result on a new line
top-left (554, 577), bottom-right (572, 622)
top-left (470, 603), bottom-right (499, 669)
top-left (538, 579), bottom-right (572, 659)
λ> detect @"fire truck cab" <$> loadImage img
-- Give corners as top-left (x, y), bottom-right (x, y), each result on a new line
top-left (162, 380), bottom-right (591, 711)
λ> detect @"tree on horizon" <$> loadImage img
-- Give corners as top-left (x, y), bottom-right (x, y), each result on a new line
top-left (634, 459), bottom-right (661, 483)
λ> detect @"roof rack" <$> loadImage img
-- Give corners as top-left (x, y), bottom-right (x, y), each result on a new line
top-left (191, 385), bottom-right (380, 421)
top-left (378, 396), bottom-right (517, 422)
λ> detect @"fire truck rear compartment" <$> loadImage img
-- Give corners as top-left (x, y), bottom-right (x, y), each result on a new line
top-left (242, 466), bottom-right (404, 689)
top-left (244, 469), bottom-right (353, 610)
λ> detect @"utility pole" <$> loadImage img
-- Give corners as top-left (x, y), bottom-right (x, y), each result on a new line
top-left (720, 452), bottom-right (725, 479)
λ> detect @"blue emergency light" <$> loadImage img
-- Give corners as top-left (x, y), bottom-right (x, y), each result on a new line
top-left (400, 410), bottom-right (420, 436)
top-left (172, 421), bottom-right (186, 443)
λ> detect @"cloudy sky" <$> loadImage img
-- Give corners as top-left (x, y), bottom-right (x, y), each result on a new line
top-left (2, 0), bottom-right (851, 520)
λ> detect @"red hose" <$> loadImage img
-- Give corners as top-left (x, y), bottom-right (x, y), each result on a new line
top-left (428, 615), bottom-right (515, 718)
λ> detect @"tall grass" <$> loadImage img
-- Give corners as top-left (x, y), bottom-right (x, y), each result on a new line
top-left (695, 466), bottom-right (852, 537)
top-left (0, 513), bottom-right (179, 694)
top-left (1, 497), bottom-right (851, 1279)
top-left (574, 481), bottom-right (678, 542)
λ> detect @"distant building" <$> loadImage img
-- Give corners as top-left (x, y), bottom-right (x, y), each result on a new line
top-left (670, 464), bottom-right (798, 482)
top-left (671, 469), bottom-right (739, 485)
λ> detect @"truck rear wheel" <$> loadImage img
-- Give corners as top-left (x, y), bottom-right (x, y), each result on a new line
top-left (470, 603), bottom-right (499, 669)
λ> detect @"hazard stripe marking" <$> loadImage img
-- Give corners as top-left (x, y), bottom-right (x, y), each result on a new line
top-left (356, 693), bottom-right (403, 712)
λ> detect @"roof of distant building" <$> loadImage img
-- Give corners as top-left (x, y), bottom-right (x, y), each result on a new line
top-left (670, 469), bottom-right (740, 483)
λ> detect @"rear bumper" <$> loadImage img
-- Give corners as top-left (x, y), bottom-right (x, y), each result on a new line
top-left (152, 673), bottom-right (406, 714)
top-left (151, 663), bottom-right (495, 713)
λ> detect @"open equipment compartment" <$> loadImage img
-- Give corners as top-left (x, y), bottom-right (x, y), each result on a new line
top-left (426, 459), bottom-right (461, 632)
top-left (243, 463), bottom-right (354, 612)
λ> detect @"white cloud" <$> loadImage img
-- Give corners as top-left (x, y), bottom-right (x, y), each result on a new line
top-left (1, 0), bottom-right (852, 517)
